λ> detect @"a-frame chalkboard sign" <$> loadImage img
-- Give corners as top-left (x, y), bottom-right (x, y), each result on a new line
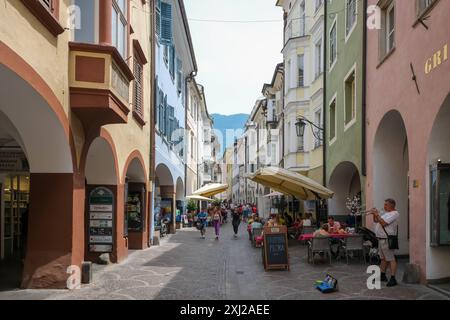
top-left (262, 226), bottom-right (290, 271)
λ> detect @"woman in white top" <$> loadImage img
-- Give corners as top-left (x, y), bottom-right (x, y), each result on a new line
top-left (301, 212), bottom-right (313, 227)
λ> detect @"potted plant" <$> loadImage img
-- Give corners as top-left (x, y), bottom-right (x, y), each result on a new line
top-left (186, 199), bottom-right (197, 227)
top-left (212, 198), bottom-right (222, 207)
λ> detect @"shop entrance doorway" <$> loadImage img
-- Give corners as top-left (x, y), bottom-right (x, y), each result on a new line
top-left (1, 174), bottom-right (30, 260)
top-left (0, 148), bottom-right (30, 290)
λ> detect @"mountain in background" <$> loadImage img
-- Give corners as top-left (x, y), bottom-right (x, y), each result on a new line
top-left (211, 113), bottom-right (249, 156)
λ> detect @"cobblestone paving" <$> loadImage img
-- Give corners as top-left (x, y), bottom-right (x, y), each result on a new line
top-left (0, 222), bottom-right (447, 300)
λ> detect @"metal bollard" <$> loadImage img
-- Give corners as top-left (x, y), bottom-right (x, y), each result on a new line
top-left (81, 261), bottom-right (92, 284)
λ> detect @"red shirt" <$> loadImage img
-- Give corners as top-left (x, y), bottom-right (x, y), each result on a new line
top-left (252, 207), bottom-right (257, 214)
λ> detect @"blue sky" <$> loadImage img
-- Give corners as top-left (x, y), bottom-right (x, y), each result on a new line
top-left (184, 0), bottom-right (283, 115)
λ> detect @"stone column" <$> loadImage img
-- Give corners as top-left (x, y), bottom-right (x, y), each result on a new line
top-left (21, 173), bottom-right (84, 289)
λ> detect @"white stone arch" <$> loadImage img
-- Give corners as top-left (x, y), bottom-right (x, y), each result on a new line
top-left (124, 158), bottom-right (146, 183)
top-left (328, 161), bottom-right (361, 216)
top-left (85, 137), bottom-right (118, 185)
top-left (0, 64), bottom-right (73, 173)
top-left (373, 110), bottom-right (409, 255)
top-left (176, 177), bottom-right (184, 201)
top-left (155, 163), bottom-right (174, 188)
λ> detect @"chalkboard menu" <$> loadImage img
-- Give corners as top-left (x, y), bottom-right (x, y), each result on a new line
top-left (263, 226), bottom-right (289, 271)
top-left (89, 187), bottom-right (114, 253)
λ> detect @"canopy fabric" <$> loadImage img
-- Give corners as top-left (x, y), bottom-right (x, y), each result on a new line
top-left (186, 195), bottom-right (214, 202)
top-left (248, 167), bottom-right (334, 201)
top-left (192, 183), bottom-right (229, 197)
top-left (263, 191), bottom-right (284, 198)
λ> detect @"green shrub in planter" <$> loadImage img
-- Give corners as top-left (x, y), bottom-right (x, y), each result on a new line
top-left (186, 199), bottom-right (197, 212)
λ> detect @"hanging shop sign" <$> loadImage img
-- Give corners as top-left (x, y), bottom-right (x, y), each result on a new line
top-left (88, 187), bottom-right (114, 253)
top-left (0, 151), bottom-right (29, 172)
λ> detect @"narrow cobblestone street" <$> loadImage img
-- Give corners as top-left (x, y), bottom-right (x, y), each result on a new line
top-left (0, 222), bottom-right (447, 300)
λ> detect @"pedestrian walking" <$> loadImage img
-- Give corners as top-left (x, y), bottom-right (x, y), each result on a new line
top-left (213, 206), bottom-right (222, 240)
top-left (231, 207), bottom-right (242, 239)
top-left (370, 198), bottom-right (400, 287)
top-left (197, 209), bottom-right (208, 239)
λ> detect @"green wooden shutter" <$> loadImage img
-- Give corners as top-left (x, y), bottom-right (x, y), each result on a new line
top-left (160, 2), bottom-right (172, 45)
top-left (176, 57), bottom-right (182, 94)
top-left (155, 85), bottom-right (160, 127)
top-left (156, 0), bottom-right (161, 39)
top-left (169, 45), bottom-right (175, 79)
top-left (162, 95), bottom-right (167, 135)
top-left (165, 104), bottom-right (171, 140)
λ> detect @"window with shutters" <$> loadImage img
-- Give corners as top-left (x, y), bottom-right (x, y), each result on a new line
top-left (169, 45), bottom-right (175, 80)
top-left (160, 1), bottom-right (173, 45)
top-left (160, 95), bottom-right (167, 135)
top-left (155, 83), bottom-right (160, 127)
top-left (155, 0), bottom-right (161, 41)
top-left (133, 55), bottom-right (144, 122)
top-left (163, 45), bottom-right (169, 65)
top-left (177, 58), bottom-right (183, 96)
top-left (167, 106), bottom-right (172, 141)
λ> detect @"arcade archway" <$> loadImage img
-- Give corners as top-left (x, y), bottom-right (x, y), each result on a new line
top-left (154, 164), bottom-right (175, 235)
top-left (83, 134), bottom-right (123, 263)
top-left (328, 162), bottom-right (361, 226)
top-left (0, 54), bottom-right (77, 289)
top-left (373, 110), bottom-right (409, 256)
top-left (123, 152), bottom-right (148, 250)
top-left (427, 93), bottom-right (450, 280)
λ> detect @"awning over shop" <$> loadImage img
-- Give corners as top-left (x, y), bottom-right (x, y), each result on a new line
top-left (192, 183), bottom-right (229, 197)
top-left (186, 195), bottom-right (215, 202)
top-left (248, 167), bottom-right (334, 201)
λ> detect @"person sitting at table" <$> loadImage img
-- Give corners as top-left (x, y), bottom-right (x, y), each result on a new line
top-left (336, 226), bottom-right (349, 235)
top-left (277, 213), bottom-right (286, 226)
top-left (283, 212), bottom-right (293, 226)
top-left (265, 214), bottom-right (279, 227)
top-left (327, 216), bottom-right (341, 233)
top-left (301, 212), bottom-right (313, 227)
top-left (251, 217), bottom-right (263, 232)
top-left (313, 224), bottom-right (330, 237)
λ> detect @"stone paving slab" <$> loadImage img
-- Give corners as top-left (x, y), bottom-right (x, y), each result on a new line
top-left (0, 222), bottom-right (448, 300)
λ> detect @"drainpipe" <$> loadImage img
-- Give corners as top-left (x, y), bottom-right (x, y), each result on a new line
top-left (185, 71), bottom-right (197, 209)
top-left (149, 0), bottom-right (156, 246)
top-left (323, 0), bottom-right (327, 188)
top-left (362, 0), bottom-right (368, 177)
top-left (281, 71), bottom-right (286, 169)
top-left (320, 0), bottom-right (328, 225)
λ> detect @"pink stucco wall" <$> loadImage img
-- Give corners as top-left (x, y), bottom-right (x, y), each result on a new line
top-left (366, 0), bottom-right (450, 281)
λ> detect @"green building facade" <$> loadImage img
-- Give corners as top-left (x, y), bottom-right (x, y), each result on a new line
top-left (325, 0), bottom-right (366, 220)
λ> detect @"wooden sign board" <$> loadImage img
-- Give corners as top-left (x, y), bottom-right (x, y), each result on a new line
top-left (262, 226), bottom-right (290, 271)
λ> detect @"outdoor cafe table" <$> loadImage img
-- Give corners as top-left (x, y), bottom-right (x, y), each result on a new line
top-left (298, 233), bottom-right (352, 241)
